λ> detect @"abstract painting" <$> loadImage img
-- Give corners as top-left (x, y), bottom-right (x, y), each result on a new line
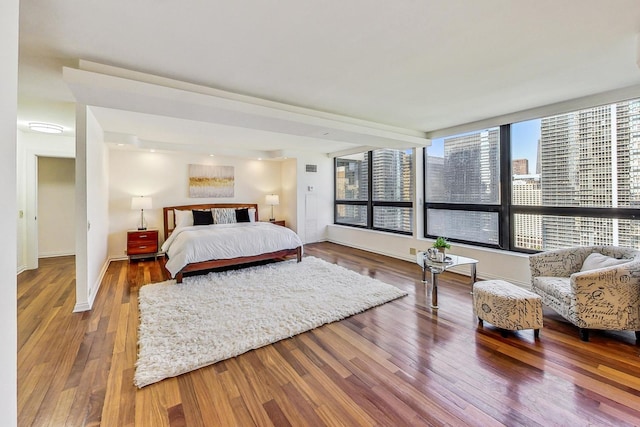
top-left (188, 164), bottom-right (234, 198)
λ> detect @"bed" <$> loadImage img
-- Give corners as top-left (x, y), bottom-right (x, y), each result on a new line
top-left (162, 203), bottom-right (303, 282)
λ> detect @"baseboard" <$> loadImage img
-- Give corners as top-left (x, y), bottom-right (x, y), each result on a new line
top-left (325, 239), bottom-right (531, 287)
top-left (39, 251), bottom-right (75, 258)
top-left (73, 257), bottom-right (111, 313)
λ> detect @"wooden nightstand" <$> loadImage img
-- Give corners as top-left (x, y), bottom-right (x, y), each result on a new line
top-left (269, 220), bottom-right (285, 227)
top-left (127, 229), bottom-right (158, 260)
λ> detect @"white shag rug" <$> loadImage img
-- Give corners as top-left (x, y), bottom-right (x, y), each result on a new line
top-left (135, 256), bottom-right (407, 387)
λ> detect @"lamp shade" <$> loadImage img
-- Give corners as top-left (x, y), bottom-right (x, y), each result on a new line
top-left (131, 196), bottom-right (152, 210)
top-left (265, 194), bottom-right (280, 206)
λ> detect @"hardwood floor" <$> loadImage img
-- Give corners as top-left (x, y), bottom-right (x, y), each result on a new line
top-left (18, 242), bottom-right (640, 426)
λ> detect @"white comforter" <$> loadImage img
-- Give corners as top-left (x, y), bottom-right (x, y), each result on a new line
top-left (161, 222), bottom-right (303, 277)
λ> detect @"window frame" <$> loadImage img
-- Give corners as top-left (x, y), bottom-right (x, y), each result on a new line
top-left (423, 126), bottom-right (511, 249)
top-left (424, 104), bottom-right (640, 253)
top-left (335, 149), bottom-right (414, 236)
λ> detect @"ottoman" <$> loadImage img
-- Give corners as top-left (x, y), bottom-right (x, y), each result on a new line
top-left (473, 280), bottom-right (543, 338)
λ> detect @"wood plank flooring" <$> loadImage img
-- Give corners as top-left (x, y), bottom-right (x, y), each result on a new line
top-left (17, 242), bottom-right (640, 426)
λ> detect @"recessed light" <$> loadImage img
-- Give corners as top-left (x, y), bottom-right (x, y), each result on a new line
top-left (258, 158), bottom-right (262, 161)
top-left (28, 122), bottom-right (63, 134)
top-left (209, 154), bottom-right (214, 157)
top-left (150, 149), bottom-right (156, 153)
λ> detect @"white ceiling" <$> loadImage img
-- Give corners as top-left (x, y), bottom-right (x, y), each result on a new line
top-left (17, 0), bottom-right (640, 157)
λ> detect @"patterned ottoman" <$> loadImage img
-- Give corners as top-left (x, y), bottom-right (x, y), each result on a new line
top-left (473, 280), bottom-right (543, 338)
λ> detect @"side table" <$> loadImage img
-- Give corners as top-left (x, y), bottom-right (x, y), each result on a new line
top-left (127, 229), bottom-right (158, 260)
top-left (416, 251), bottom-right (478, 309)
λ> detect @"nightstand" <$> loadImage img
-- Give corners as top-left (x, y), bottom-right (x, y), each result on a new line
top-left (269, 220), bottom-right (285, 227)
top-left (127, 229), bottom-right (158, 260)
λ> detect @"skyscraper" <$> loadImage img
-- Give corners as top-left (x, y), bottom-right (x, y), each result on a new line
top-left (537, 99), bottom-right (640, 248)
top-left (426, 128), bottom-right (500, 244)
top-left (336, 149), bottom-right (413, 232)
top-left (512, 158), bottom-right (529, 175)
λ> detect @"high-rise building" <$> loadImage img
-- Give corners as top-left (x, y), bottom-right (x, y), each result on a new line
top-left (512, 175), bottom-right (542, 249)
top-left (372, 149), bottom-right (413, 232)
top-left (426, 129), bottom-right (500, 243)
top-left (336, 149), bottom-right (413, 232)
top-left (335, 154), bottom-right (368, 225)
top-left (537, 100), bottom-right (640, 249)
top-left (512, 158), bottom-right (529, 175)
top-left (443, 129), bottom-right (500, 204)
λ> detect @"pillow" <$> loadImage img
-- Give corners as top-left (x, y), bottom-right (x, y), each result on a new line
top-left (580, 252), bottom-right (629, 272)
top-left (235, 208), bottom-right (251, 223)
top-left (248, 208), bottom-right (256, 222)
top-left (192, 209), bottom-right (213, 226)
top-left (174, 209), bottom-right (193, 229)
top-left (212, 208), bottom-right (237, 224)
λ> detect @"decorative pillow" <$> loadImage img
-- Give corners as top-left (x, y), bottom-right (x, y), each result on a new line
top-left (580, 252), bottom-right (629, 272)
top-left (235, 208), bottom-right (251, 223)
top-left (174, 209), bottom-right (193, 229)
top-left (248, 208), bottom-right (256, 222)
top-left (212, 208), bottom-right (237, 224)
top-left (192, 209), bottom-right (213, 226)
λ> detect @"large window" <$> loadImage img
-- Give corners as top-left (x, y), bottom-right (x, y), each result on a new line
top-left (425, 127), bottom-right (503, 246)
top-left (511, 100), bottom-right (640, 251)
top-left (425, 98), bottom-right (640, 252)
top-left (335, 149), bottom-right (414, 234)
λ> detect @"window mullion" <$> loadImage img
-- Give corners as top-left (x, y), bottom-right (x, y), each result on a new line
top-left (500, 124), bottom-right (511, 250)
top-left (367, 151), bottom-right (373, 228)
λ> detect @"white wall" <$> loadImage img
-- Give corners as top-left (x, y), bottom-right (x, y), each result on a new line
top-left (327, 225), bottom-right (532, 286)
top-left (3, 0), bottom-right (19, 423)
top-left (85, 108), bottom-right (109, 305)
top-left (281, 158), bottom-right (297, 230)
top-left (16, 131), bottom-right (75, 271)
top-left (74, 106), bottom-right (110, 311)
top-left (38, 157), bottom-right (75, 257)
top-left (107, 149), bottom-right (287, 258)
top-left (292, 153), bottom-right (333, 244)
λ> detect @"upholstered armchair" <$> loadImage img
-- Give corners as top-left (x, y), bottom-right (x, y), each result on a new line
top-left (529, 246), bottom-right (640, 342)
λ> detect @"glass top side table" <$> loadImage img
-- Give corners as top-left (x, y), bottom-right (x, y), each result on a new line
top-left (416, 251), bottom-right (478, 309)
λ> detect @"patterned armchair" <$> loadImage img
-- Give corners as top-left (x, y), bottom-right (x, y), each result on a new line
top-left (529, 246), bottom-right (640, 342)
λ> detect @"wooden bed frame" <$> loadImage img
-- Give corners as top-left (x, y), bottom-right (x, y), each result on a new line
top-left (162, 203), bottom-right (302, 283)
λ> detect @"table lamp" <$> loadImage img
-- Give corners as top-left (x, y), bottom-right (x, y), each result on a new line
top-left (131, 196), bottom-right (152, 230)
top-left (265, 194), bottom-right (279, 222)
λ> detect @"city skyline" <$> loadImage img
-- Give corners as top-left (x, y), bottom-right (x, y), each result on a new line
top-left (426, 98), bottom-right (640, 250)
top-left (430, 119), bottom-right (541, 175)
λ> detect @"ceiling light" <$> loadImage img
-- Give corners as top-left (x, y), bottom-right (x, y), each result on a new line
top-left (28, 122), bottom-right (63, 134)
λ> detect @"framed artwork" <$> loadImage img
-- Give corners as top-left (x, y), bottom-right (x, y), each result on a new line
top-left (188, 164), bottom-right (234, 198)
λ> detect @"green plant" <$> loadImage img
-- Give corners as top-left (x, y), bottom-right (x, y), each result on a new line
top-left (432, 236), bottom-right (451, 250)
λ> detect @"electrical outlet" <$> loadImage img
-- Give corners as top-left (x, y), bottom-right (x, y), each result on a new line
top-left (409, 247), bottom-right (416, 255)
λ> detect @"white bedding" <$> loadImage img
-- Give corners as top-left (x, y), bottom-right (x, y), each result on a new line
top-left (161, 222), bottom-right (303, 278)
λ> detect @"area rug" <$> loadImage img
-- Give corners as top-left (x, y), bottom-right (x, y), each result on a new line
top-left (135, 256), bottom-right (407, 387)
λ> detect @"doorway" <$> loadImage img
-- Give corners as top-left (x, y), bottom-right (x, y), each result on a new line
top-left (37, 157), bottom-right (75, 258)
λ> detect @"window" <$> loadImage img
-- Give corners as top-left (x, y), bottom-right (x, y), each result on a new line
top-left (425, 97), bottom-right (640, 252)
top-left (335, 153), bottom-right (368, 226)
top-left (335, 149), bottom-right (414, 234)
top-left (511, 99), bottom-right (640, 251)
top-left (425, 127), bottom-right (502, 247)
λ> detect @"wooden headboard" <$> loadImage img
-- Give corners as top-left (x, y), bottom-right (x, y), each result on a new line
top-left (162, 203), bottom-right (259, 239)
